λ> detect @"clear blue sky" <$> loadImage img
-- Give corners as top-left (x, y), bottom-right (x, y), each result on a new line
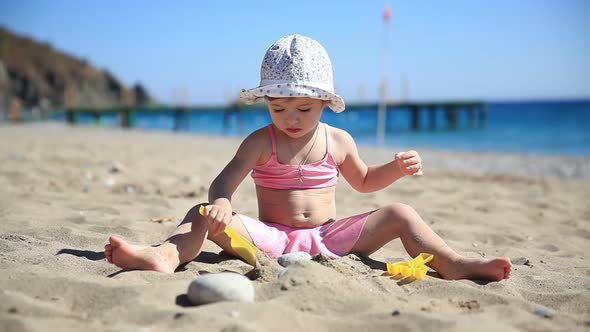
top-left (1, 0), bottom-right (589, 105)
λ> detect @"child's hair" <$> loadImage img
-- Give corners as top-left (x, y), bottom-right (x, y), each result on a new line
top-left (240, 35), bottom-right (345, 113)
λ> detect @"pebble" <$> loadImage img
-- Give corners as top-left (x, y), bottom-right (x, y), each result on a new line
top-left (109, 160), bottom-right (125, 173)
top-left (533, 307), bottom-right (554, 319)
top-left (277, 252), bottom-right (312, 267)
top-left (104, 177), bottom-right (116, 187)
top-left (187, 272), bottom-right (255, 305)
top-left (513, 257), bottom-right (530, 265)
top-left (125, 185), bottom-right (136, 194)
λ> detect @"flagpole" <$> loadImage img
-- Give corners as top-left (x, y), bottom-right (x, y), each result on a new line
top-left (377, 4), bottom-right (391, 146)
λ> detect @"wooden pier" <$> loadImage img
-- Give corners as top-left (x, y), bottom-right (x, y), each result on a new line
top-left (346, 100), bottom-right (487, 130)
top-left (64, 100), bottom-right (486, 131)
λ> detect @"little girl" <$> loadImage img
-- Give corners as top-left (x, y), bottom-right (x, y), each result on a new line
top-left (105, 35), bottom-right (512, 281)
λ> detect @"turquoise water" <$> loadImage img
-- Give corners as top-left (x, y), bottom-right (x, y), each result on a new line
top-left (59, 100), bottom-right (590, 156)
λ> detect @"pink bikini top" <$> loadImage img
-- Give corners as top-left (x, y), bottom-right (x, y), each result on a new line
top-left (251, 123), bottom-right (340, 189)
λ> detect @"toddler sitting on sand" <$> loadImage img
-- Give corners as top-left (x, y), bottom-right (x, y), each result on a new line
top-left (105, 35), bottom-right (511, 281)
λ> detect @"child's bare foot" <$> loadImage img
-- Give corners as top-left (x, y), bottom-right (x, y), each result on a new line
top-left (440, 256), bottom-right (512, 281)
top-left (104, 236), bottom-right (178, 273)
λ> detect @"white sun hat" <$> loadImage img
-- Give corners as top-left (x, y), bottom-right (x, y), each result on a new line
top-left (239, 34), bottom-right (345, 113)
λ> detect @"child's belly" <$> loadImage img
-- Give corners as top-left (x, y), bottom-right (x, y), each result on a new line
top-left (255, 186), bottom-right (337, 228)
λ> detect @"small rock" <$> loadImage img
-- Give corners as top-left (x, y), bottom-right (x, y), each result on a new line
top-left (391, 310), bottom-right (401, 316)
top-left (533, 307), bottom-right (554, 319)
top-left (513, 257), bottom-right (530, 265)
top-left (182, 190), bottom-right (198, 198)
top-left (109, 161), bottom-right (125, 173)
top-left (472, 242), bottom-right (478, 247)
top-left (150, 216), bottom-right (176, 224)
top-left (187, 272), bottom-right (255, 305)
top-left (311, 252), bottom-right (332, 264)
top-left (458, 300), bottom-right (480, 310)
top-left (278, 252), bottom-right (312, 267)
top-left (104, 177), bottom-right (116, 187)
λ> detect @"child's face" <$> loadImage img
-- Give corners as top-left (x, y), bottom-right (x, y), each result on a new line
top-left (267, 97), bottom-right (325, 138)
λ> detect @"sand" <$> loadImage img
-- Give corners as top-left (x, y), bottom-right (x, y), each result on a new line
top-left (1, 122), bottom-right (589, 331)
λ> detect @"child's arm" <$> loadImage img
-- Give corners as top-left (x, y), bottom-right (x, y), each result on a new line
top-left (204, 130), bottom-right (266, 235)
top-left (335, 129), bottom-right (423, 193)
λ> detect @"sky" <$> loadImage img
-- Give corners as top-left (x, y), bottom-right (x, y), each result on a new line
top-left (1, 0), bottom-right (589, 105)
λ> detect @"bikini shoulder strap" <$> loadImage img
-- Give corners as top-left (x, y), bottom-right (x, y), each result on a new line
top-left (323, 123), bottom-right (332, 155)
top-left (267, 124), bottom-right (277, 155)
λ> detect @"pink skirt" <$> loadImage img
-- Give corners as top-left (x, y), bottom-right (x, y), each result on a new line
top-left (236, 211), bottom-right (372, 258)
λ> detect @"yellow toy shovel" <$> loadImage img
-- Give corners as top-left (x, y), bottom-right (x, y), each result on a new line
top-left (386, 253), bottom-right (434, 280)
top-left (198, 205), bottom-right (259, 267)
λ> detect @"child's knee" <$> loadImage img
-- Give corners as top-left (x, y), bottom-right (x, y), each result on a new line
top-left (383, 202), bottom-right (420, 227)
top-left (186, 202), bottom-right (209, 225)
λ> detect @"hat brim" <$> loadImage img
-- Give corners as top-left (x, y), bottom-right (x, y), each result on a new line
top-left (239, 83), bottom-right (345, 113)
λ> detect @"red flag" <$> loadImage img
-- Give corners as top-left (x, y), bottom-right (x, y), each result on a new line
top-left (383, 4), bottom-right (392, 24)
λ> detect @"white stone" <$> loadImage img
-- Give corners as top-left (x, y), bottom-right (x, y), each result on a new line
top-left (277, 251), bottom-right (313, 267)
top-left (187, 272), bottom-right (255, 305)
top-left (104, 177), bottom-right (116, 187)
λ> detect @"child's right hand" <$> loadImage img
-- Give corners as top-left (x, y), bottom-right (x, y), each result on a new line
top-left (200, 204), bottom-right (234, 236)
top-left (395, 150), bottom-right (423, 177)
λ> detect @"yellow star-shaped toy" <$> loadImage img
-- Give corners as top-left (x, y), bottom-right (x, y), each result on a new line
top-left (386, 253), bottom-right (434, 280)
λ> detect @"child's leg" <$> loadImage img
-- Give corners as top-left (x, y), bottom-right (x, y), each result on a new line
top-left (350, 203), bottom-right (512, 281)
top-left (105, 203), bottom-right (253, 273)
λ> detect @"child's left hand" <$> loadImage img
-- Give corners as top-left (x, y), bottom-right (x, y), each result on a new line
top-left (395, 150), bottom-right (423, 177)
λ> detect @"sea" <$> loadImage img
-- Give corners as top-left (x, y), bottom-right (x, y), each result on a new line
top-left (55, 100), bottom-right (590, 156)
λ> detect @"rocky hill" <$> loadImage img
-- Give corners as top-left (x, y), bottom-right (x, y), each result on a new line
top-left (0, 26), bottom-right (153, 114)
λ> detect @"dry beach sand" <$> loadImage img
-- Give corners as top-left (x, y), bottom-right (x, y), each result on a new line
top-left (1, 123), bottom-right (589, 331)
